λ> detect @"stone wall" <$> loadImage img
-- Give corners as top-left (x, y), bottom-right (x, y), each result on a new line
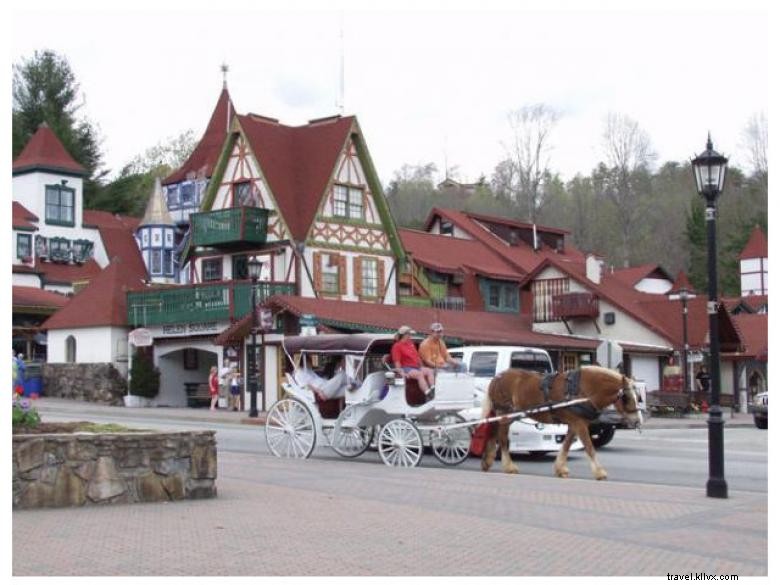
top-left (42, 363), bottom-right (127, 405)
top-left (13, 431), bottom-right (217, 509)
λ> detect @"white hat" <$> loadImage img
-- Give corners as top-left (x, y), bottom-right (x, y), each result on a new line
top-left (430, 322), bottom-right (444, 332)
top-left (397, 325), bottom-right (415, 336)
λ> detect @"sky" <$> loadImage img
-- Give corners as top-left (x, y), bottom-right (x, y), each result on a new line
top-left (8, 1), bottom-right (770, 186)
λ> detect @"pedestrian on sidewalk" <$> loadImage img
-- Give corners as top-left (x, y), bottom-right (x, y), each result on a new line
top-left (209, 366), bottom-right (219, 410)
top-left (229, 368), bottom-right (242, 411)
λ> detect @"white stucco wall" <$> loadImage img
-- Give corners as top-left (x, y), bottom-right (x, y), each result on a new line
top-left (635, 278), bottom-right (673, 294)
top-left (47, 326), bottom-right (129, 375)
top-left (154, 341), bottom-right (221, 407)
top-left (12, 273), bottom-right (42, 288)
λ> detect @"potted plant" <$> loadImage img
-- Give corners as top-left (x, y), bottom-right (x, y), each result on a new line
top-left (125, 348), bottom-right (160, 407)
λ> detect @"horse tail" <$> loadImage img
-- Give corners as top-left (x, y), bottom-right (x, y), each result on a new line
top-left (481, 380), bottom-right (494, 419)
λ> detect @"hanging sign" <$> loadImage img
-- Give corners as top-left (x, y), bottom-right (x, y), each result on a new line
top-left (129, 328), bottom-right (153, 347)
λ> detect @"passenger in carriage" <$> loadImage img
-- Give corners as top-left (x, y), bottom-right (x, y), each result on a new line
top-left (298, 356), bottom-right (353, 402)
top-left (419, 322), bottom-right (466, 372)
top-left (391, 325), bottom-right (435, 397)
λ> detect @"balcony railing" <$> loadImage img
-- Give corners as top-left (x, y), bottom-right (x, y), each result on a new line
top-left (127, 281), bottom-right (295, 326)
top-left (432, 296), bottom-right (466, 311)
top-left (398, 296), bottom-right (433, 308)
top-left (551, 292), bottom-right (599, 319)
top-left (191, 207), bottom-right (269, 248)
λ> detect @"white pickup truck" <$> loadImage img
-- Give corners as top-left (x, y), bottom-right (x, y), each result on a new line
top-left (448, 345), bottom-right (646, 448)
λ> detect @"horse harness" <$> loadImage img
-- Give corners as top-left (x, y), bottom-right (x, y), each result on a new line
top-left (540, 369), bottom-right (601, 422)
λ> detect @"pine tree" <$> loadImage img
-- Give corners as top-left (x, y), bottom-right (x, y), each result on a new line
top-left (685, 197), bottom-right (708, 292)
top-left (129, 349), bottom-right (160, 398)
top-left (13, 50), bottom-right (105, 202)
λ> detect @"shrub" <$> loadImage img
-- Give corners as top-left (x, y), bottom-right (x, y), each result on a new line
top-left (129, 349), bottom-right (160, 399)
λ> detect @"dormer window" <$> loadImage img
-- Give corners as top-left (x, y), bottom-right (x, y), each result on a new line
top-left (45, 184), bottom-right (75, 226)
top-left (333, 184), bottom-right (363, 220)
top-left (180, 182), bottom-right (196, 206)
top-left (440, 220), bottom-right (454, 236)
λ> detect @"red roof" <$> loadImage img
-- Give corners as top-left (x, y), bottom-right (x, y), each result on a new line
top-left (723, 295), bottom-right (768, 313)
top-left (668, 270), bottom-right (695, 295)
top-left (83, 210), bottom-right (146, 279)
top-left (730, 313), bottom-right (768, 359)
top-left (613, 264), bottom-right (672, 288)
top-left (12, 286), bottom-right (70, 310)
top-left (739, 226), bottom-right (767, 260)
top-left (12, 202), bottom-right (39, 231)
top-left (425, 208), bottom-right (584, 274)
top-left (216, 295), bottom-right (600, 351)
top-left (36, 259), bottom-right (102, 286)
top-left (13, 123), bottom-right (86, 176)
top-left (237, 114), bottom-right (355, 241)
top-left (43, 259), bottom-right (147, 330)
top-left (163, 88), bottom-right (235, 185)
top-left (399, 228), bottom-right (520, 281)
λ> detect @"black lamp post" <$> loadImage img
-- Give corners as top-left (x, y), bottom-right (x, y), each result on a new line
top-left (667, 274), bottom-right (696, 395)
top-left (691, 134), bottom-right (729, 499)
top-left (247, 258), bottom-right (264, 418)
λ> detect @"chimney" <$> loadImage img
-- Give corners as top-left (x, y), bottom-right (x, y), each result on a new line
top-left (532, 224), bottom-right (539, 251)
top-left (586, 253), bottom-right (604, 284)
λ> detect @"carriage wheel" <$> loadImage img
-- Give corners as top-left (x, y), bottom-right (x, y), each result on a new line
top-left (378, 419), bottom-right (423, 468)
top-left (430, 414), bottom-right (472, 466)
top-left (331, 405), bottom-right (375, 458)
top-left (265, 398), bottom-right (316, 459)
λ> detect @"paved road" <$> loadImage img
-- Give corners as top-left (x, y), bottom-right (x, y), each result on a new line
top-left (41, 410), bottom-right (768, 493)
top-left (15, 401), bottom-right (768, 576)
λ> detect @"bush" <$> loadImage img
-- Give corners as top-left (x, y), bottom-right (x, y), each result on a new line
top-left (129, 349), bottom-right (160, 398)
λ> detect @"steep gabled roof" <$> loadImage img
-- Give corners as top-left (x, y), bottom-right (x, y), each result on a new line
top-left (739, 226), bottom-right (768, 260)
top-left (43, 258), bottom-right (147, 330)
top-left (12, 201), bottom-right (39, 231)
top-left (163, 87), bottom-right (236, 185)
top-left (82, 209), bottom-right (147, 279)
top-left (237, 113), bottom-right (355, 241)
top-left (13, 123), bottom-right (86, 176)
top-left (216, 295), bottom-right (600, 351)
top-left (668, 270), bottom-right (695, 295)
top-left (139, 178), bottom-right (174, 226)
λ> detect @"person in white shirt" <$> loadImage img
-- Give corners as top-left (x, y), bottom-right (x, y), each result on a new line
top-left (296, 357), bottom-right (351, 401)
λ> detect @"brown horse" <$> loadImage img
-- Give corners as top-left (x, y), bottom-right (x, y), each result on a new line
top-left (480, 366), bottom-right (643, 480)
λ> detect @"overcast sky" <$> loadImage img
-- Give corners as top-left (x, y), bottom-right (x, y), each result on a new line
top-left (10, 1), bottom-right (769, 186)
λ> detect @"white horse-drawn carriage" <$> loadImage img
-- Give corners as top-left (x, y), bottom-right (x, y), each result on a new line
top-left (265, 334), bottom-right (477, 467)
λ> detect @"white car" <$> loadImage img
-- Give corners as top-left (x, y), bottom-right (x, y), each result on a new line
top-left (448, 346), bottom-right (583, 456)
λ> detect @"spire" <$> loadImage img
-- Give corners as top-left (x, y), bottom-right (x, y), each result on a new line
top-left (13, 123), bottom-right (86, 176)
top-left (140, 178), bottom-right (174, 227)
top-left (220, 62), bottom-right (229, 89)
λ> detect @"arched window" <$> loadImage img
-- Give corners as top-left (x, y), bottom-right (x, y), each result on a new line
top-left (66, 335), bottom-right (76, 363)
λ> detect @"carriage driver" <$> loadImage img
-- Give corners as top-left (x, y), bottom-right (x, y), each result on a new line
top-left (419, 322), bottom-right (465, 372)
top-left (391, 325), bottom-right (435, 397)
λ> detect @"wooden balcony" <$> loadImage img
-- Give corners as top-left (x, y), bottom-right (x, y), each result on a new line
top-left (191, 207), bottom-right (269, 248)
top-left (551, 292), bottom-right (599, 319)
top-left (127, 281), bottom-right (295, 326)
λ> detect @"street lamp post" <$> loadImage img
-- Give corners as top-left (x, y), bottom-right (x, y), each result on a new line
top-left (691, 134), bottom-right (729, 499)
top-left (668, 273), bottom-right (696, 395)
top-left (247, 259), bottom-right (264, 418)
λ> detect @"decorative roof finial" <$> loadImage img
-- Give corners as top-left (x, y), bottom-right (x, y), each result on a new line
top-left (221, 62), bottom-right (229, 89)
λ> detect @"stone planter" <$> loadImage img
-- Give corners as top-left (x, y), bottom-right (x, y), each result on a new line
top-left (12, 431), bottom-right (217, 509)
top-left (123, 395), bottom-right (153, 408)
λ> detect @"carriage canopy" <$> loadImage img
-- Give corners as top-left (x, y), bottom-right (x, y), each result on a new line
top-left (281, 334), bottom-right (396, 357)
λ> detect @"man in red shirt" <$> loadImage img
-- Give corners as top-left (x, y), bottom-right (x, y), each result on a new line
top-left (391, 325), bottom-right (435, 396)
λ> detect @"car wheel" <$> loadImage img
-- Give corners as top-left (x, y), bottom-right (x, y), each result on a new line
top-left (755, 415), bottom-right (768, 430)
top-left (589, 423), bottom-right (616, 448)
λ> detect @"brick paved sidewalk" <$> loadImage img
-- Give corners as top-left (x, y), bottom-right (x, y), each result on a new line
top-left (13, 449), bottom-right (767, 576)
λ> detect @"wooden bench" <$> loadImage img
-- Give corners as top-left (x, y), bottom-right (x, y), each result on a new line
top-left (184, 383), bottom-right (212, 408)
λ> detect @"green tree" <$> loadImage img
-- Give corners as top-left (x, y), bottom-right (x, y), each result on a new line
top-left (13, 50), bottom-right (105, 201)
top-left (129, 348), bottom-right (160, 398)
top-left (685, 197), bottom-right (708, 292)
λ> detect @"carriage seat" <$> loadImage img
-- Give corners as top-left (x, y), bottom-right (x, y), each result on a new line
top-left (285, 371), bottom-right (344, 419)
top-left (381, 355), bottom-right (429, 407)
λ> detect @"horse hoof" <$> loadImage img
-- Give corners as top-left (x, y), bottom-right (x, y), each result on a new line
top-left (596, 474), bottom-right (608, 481)
top-left (504, 466), bottom-right (519, 474)
top-left (481, 463), bottom-right (491, 472)
top-left (555, 469), bottom-right (569, 478)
